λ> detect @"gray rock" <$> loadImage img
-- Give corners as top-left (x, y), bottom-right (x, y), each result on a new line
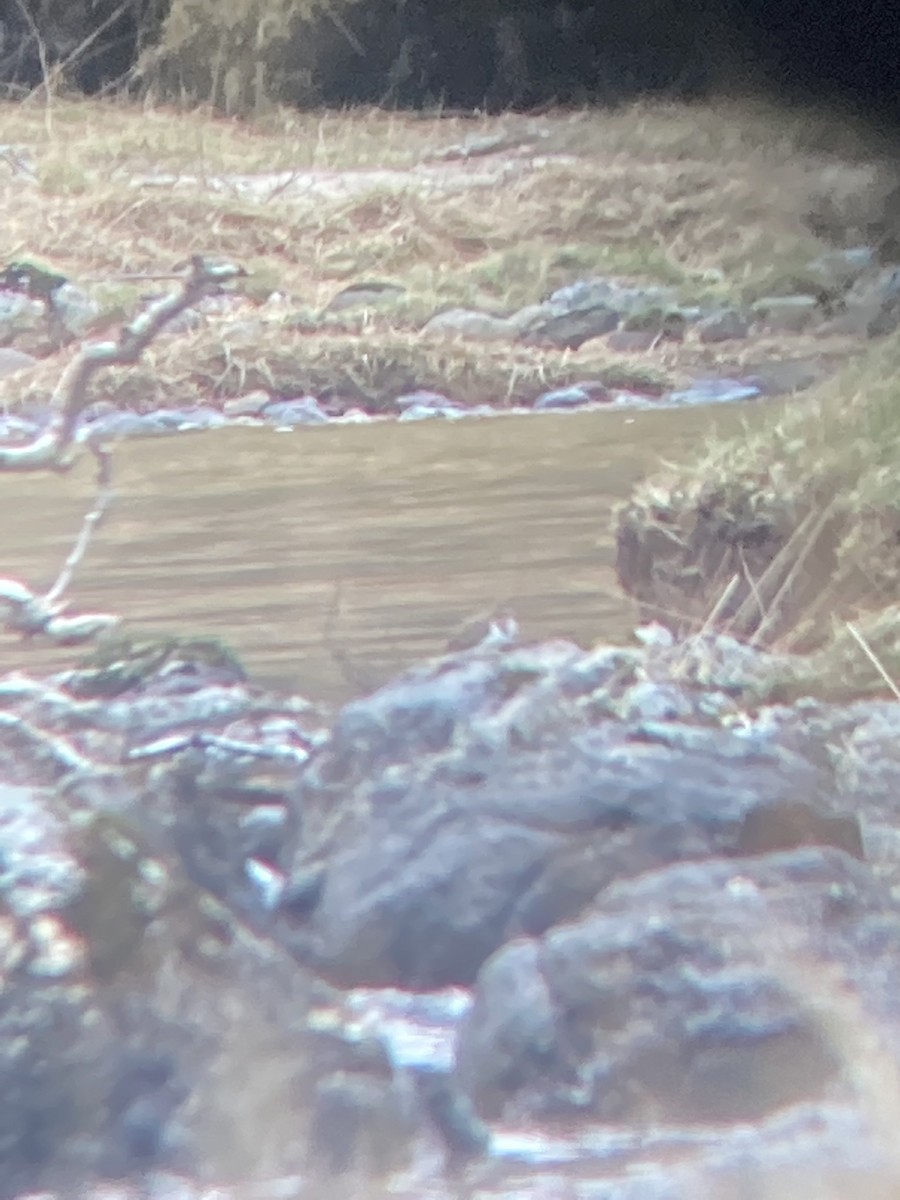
top-left (605, 328), bottom-right (659, 352)
top-left (751, 294), bottom-right (822, 331)
top-left (517, 303), bottom-right (620, 350)
top-left (262, 395), bottom-right (330, 425)
top-left (514, 278), bottom-right (687, 350)
top-left (395, 389), bottom-right (459, 413)
top-left (666, 378), bottom-right (761, 405)
top-left (0, 414), bottom-right (40, 441)
top-left (0, 346), bottom-right (37, 377)
top-left (224, 390), bottom-right (270, 417)
top-left (277, 642), bottom-right (854, 989)
top-left (695, 308), bottom-right (750, 343)
top-left (421, 308), bottom-right (514, 340)
top-left (50, 281), bottom-right (100, 338)
top-left (456, 848), bottom-right (896, 1124)
top-left (807, 246), bottom-right (876, 291)
top-left (533, 383), bottom-right (610, 411)
top-left (324, 281), bottom-right (406, 313)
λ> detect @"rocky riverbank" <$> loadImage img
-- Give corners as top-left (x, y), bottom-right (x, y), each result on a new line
top-left (5, 96), bottom-right (900, 1198)
top-left (3, 624), bottom-right (900, 1197)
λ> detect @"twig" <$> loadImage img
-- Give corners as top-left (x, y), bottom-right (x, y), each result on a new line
top-left (0, 256), bottom-right (245, 646)
top-left (844, 621), bottom-right (900, 701)
top-left (0, 255), bottom-right (245, 474)
top-left (44, 447), bottom-right (114, 608)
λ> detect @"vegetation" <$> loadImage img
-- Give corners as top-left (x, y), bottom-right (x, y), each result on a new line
top-left (3, 93), bottom-right (900, 699)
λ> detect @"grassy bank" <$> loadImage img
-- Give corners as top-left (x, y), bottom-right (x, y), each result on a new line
top-left (618, 331), bottom-right (900, 702)
top-left (0, 95), bottom-right (890, 410)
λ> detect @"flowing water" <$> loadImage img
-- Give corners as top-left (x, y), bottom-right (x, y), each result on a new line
top-left (0, 402), bottom-right (764, 704)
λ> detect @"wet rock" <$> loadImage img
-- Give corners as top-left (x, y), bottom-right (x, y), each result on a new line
top-left (396, 389), bottom-right (461, 421)
top-left (0, 413), bottom-right (40, 442)
top-left (0, 778), bottom-right (340, 1194)
top-left (455, 848), bottom-right (899, 1124)
top-left (276, 641), bottom-right (857, 989)
top-left (533, 382), bottom-right (610, 411)
top-left (666, 377), bottom-right (762, 405)
top-left (262, 395), bottom-right (329, 425)
top-left (421, 307), bottom-right (515, 340)
top-left (695, 308), bottom-right (750, 343)
top-left (224, 390), bottom-right (271, 417)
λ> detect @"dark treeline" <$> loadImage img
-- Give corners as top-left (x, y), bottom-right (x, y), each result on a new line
top-left (0, 0), bottom-right (898, 137)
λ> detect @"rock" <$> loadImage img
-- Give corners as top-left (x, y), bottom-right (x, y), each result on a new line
top-left (50, 280), bottom-right (101, 338)
top-left (740, 359), bottom-right (829, 396)
top-left (517, 303), bottom-right (620, 349)
top-left (858, 269), bottom-right (900, 335)
top-left (276, 640), bottom-right (856, 989)
top-left (533, 383), bottom-right (610, 411)
top-left (324, 281), bottom-right (406, 313)
top-left (807, 246), bottom-right (876, 291)
top-left (0, 780), bottom-right (337, 1193)
top-left (455, 848), bottom-right (897, 1124)
top-left (695, 308), bottom-right (750, 343)
top-left (514, 277), bottom-right (679, 351)
top-left (224, 389), bottom-right (270, 416)
top-left (751, 294), bottom-right (822, 331)
top-left (412, 1066), bottom-right (492, 1171)
top-left (0, 414), bottom-right (40, 442)
top-left (395, 390), bottom-right (461, 421)
top-left (421, 308), bottom-right (515, 340)
top-left (604, 328), bottom-right (660, 352)
top-left (262, 395), bottom-right (330, 425)
top-left (0, 346), bottom-right (37, 377)
top-left (666, 378), bottom-right (762, 405)
top-left (621, 305), bottom-right (695, 338)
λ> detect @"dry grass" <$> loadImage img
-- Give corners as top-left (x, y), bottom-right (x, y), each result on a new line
top-left (616, 326), bottom-right (900, 702)
top-left (3, 97), bottom-right (899, 634)
top-left (0, 96), bottom-right (893, 407)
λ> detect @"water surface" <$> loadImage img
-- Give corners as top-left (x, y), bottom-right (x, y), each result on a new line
top-left (0, 404), bottom-right (761, 704)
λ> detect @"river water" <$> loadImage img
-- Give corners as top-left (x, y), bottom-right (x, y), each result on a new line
top-left (0, 402), bottom-right (760, 704)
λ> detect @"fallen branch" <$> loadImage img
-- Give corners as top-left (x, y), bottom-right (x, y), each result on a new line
top-left (0, 255), bottom-right (245, 474)
top-left (0, 254), bottom-right (246, 646)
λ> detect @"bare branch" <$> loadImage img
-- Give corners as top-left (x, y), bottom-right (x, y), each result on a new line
top-left (0, 255), bottom-right (245, 474)
top-left (0, 256), bottom-right (246, 648)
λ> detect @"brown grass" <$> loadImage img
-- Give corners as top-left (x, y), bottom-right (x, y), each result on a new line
top-left (0, 95), bottom-right (894, 409)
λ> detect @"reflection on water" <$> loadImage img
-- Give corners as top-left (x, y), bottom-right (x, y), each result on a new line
top-left (0, 405), bottom-right (754, 704)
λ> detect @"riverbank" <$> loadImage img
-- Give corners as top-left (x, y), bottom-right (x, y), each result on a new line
top-left (6, 95), bottom-right (900, 1199)
top-left (0, 96), bottom-right (896, 422)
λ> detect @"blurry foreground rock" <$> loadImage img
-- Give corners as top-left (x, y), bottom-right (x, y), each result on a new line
top-left (5, 627), bottom-right (900, 1196)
